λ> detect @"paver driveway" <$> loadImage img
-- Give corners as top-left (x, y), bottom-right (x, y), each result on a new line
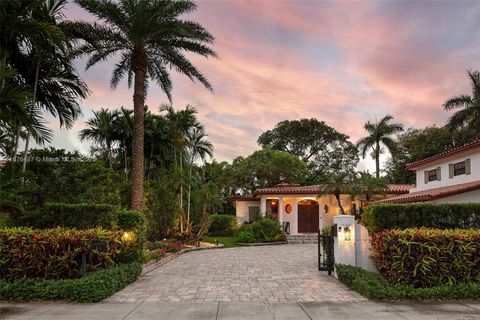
top-left (107, 244), bottom-right (366, 303)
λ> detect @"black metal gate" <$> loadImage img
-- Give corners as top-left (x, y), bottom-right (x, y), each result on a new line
top-left (318, 230), bottom-right (334, 275)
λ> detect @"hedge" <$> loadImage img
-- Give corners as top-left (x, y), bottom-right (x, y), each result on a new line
top-left (118, 210), bottom-right (144, 230)
top-left (20, 203), bottom-right (119, 229)
top-left (0, 262), bottom-right (141, 302)
top-left (0, 227), bottom-right (135, 280)
top-left (370, 228), bottom-right (480, 287)
top-left (208, 214), bottom-right (237, 236)
top-left (335, 264), bottom-right (480, 300)
top-left (361, 203), bottom-right (480, 233)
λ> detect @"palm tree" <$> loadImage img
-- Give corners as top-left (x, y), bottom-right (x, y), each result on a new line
top-left (444, 70), bottom-right (480, 135)
top-left (114, 107), bottom-right (134, 180)
top-left (319, 173), bottom-right (353, 215)
top-left (1, 0), bottom-right (87, 172)
top-left (80, 108), bottom-right (119, 168)
top-left (352, 171), bottom-right (388, 203)
top-left (357, 115), bottom-right (403, 178)
top-left (185, 128), bottom-right (213, 228)
top-left (71, 0), bottom-right (217, 211)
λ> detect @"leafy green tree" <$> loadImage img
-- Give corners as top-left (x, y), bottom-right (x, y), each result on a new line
top-left (357, 115), bottom-right (403, 178)
top-left (257, 118), bottom-right (358, 181)
top-left (232, 149), bottom-right (308, 194)
top-left (71, 0), bottom-right (217, 211)
top-left (384, 126), bottom-right (476, 183)
top-left (444, 70), bottom-right (480, 136)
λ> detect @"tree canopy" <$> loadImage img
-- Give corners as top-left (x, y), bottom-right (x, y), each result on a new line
top-left (257, 118), bottom-right (358, 181)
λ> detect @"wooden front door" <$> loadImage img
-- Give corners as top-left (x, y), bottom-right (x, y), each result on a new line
top-left (298, 201), bottom-right (319, 233)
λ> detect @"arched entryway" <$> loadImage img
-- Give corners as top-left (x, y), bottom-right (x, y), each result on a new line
top-left (297, 199), bottom-right (319, 233)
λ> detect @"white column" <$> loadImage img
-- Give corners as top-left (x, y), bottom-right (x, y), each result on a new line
top-left (260, 196), bottom-right (267, 217)
top-left (278, 196), bottom-right (284, 226)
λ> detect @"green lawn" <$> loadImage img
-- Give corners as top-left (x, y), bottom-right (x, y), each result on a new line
top-left (203, 236), bottom-right (239, 248)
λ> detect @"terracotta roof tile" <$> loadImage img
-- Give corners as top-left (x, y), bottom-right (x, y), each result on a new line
top-left (406, 139), bottom-right (480, 170)
top-left (375, 180), bottom-right (480, 204)
top-left (254, 184), bottom-right (412, 195)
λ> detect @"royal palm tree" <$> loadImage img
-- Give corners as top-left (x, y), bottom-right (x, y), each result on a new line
top-left (185, 128), bottom-right (213, 227)
top-left (444, 70), bottom-right (480, 135)
top-left (71, 0), bottom-right (217, 210)
top-left (357, 115), bottom-right (403, 178)
top-left (80, 108), bottom-right (119, 168)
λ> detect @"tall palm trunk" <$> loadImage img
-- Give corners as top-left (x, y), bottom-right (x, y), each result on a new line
top-left (375, 142), bottom-right (380, 178)
top-left (22, 63), bottom-right (40, 175)
top-left (130, 57), bottom-right (146, 211)
top-left (187, 164), bottom-right (193, 229)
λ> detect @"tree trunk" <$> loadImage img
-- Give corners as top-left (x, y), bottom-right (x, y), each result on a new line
top-left (123, 140), bottom-right (128, 181)
top-left (187, 164), bottom-right (193, 228)
top-left (335, 190), bottom-right (345, 215)
top-left (12, 127), bottom-right (20, 162)
top-left (130, 68), bottom-right (145, 211)
top-left (107, 142), bottom-right (112, 169)
top-left (375, 142), bottom-right (380, 178)
top-left (21, 63), bottom-right (40, 175)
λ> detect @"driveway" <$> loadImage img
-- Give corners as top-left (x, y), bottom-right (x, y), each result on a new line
top-left (107, 244), bottom-right (365, 303)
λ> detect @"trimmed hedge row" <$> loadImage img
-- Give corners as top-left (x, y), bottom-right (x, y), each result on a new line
top-left (361, 203), bottom-right (480, 233)
top-left (20, 203), bottom-right (119, 229)
top-left (208, 214), bottom-right (237, 236)
top-left (0, 227), bottom-right (134, 280)
top-left (336, 264), bottom-right (480, 300)
top-left (370, 228), bottom-right (480, 287)
top-left (0, 262), bottom-right (141, 302)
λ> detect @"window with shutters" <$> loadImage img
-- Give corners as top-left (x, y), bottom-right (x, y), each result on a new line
top-left (453, 161), bottom-right (466, 176)
top-left (427, 169), bottom-right (438, 182)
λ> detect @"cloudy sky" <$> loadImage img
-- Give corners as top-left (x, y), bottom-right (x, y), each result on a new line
top-left (42, 0), bottom-right (480, 170)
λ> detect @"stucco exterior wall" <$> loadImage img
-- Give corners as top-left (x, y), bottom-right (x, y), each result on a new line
top-left (412, 150), bottom-right (480, 192)
top-left (235, 200), bottom-right (260, 225)
top-left (431, 189), bottom-right (480, 204)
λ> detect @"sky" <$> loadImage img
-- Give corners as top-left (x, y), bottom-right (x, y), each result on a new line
top-left (39, 0), bottom-right (480, 171)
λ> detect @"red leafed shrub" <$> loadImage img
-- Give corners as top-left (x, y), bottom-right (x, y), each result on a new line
top-left (370, 228), bottom-right (480, 288)
top-left (0, 227), bottom-right (130, 281)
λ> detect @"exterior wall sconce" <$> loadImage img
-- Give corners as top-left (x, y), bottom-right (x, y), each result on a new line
top-left (285, 204), bottom-right (292, 214)
top-left (343, 226), bottom-right (351, 241)
top-left (323, 204), bottom-right (328, 213)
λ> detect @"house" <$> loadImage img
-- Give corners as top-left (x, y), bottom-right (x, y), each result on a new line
top-left (378, 139), bottom-right (480, 204)
top-left (234, 183), bottom-right (411, 235)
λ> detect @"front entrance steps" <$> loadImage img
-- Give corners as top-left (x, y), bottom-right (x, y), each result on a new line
top-left (286, 234), bottom-right (318, 244)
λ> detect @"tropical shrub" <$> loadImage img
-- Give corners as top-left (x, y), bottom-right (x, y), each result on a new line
top-left (0, 227), bottom-right (135, 280)
top-left (237, 218), bottom-right (284, 243)
top-left (370, 228), bottom-right (480, 287)
top-left (0, 212), bottom-right (13, 228)
top-left (118, 210), bottom-right (144, 230)
top-left (361, 203), bottom-right (480, 233)
top-left (335, 264), bottom-right (480, 300)
top-left (144, 180), bottom-right (177, 240)
top-left (0, 262), bottom-right (141, 302)
top-left (20, 203), bottom-right (119, 229)
top-left (208, 214), bottom-right (237, 236)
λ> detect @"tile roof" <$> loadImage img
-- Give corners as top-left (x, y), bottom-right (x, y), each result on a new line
top-left (254, 184), bottom-right (412, 195)
top-left (375, 180), bottom-right (480, 204)
top-left (406, 139), bottom-right (480, 170)
top-left (232, 196), bottom-right (260, 201)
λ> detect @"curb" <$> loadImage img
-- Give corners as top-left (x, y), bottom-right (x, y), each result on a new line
top-left (237, 241), bottom-right (288, 247)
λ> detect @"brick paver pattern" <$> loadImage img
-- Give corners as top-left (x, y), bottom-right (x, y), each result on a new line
top-left (107, 244), bottom-right (366, 303)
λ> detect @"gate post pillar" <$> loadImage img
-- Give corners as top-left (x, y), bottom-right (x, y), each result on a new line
top-left (333, 215), bottom-right (355, 267)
